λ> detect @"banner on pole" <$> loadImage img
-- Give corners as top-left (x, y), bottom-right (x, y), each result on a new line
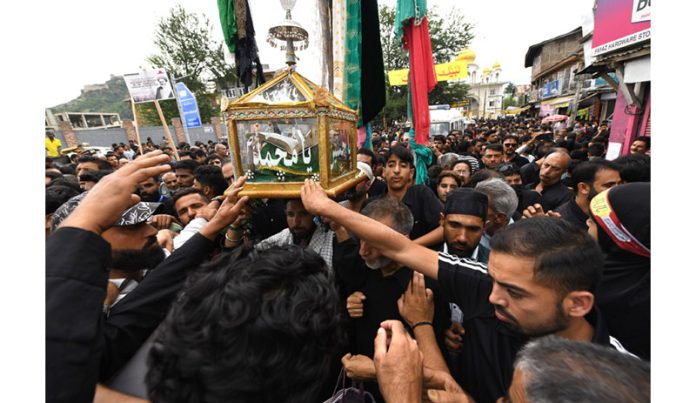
top-left (124, 68), bottom-right (175, 103)
top-left (388, 60), bottom-right (468, 86)
top-left (176, 82), bottom-right (202, 128)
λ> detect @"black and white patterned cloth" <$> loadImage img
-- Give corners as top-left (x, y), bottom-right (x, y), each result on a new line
top-left (51, 192), bottom-right (161, 231)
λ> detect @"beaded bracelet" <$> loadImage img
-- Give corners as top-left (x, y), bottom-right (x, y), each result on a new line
top-left (411, 321), bottom-right (433, 330)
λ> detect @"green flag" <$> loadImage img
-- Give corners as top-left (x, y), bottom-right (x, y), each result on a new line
top-left (218, 0), bottom-right (237, 54)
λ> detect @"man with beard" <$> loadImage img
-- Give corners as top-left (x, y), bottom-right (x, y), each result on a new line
top-left (332, 197), bottom-right (450, 403)
top-left (173, 159), bottom-right (198, 188)
top-left (438, 188), bottom-right (489, 264)
top-left (138, 175), bottom-right (179, 226)
top-left (528, 160), bottom-right (621, 230)
top-left (301, 181), bottom-right (631, 403)
top-left (47, 152), bottom-right (250, 401)
top-left (251, 199), bottom-right (335, 273)
top-left (138, 175), bottom-right (167, 204)
top-left (502, 135), bottom-right (531, 168)
top-left (481, 143), bottom-right (504, 170)
top-left (51, 192), bottom-right (167, 310)
top-left (436, 187), bottom-right (490, 370)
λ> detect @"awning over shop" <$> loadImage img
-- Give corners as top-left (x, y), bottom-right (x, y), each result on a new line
top-left (540, 95), bottom-right (575, 108)
top-left (577, 93), bottom-right (599, 108)
top-left (576, 63), bottom-right (611, 76)
top-left (504, 105), bottom-right (531, 115)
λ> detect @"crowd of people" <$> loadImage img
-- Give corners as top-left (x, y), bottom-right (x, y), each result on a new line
top-left (45, 115), bottom-right (651, 403)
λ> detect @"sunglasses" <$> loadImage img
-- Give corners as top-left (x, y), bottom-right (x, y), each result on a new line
top-left (503, 143), bottom-right (518, 147)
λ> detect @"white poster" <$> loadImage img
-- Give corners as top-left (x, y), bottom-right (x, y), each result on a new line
top-left (123, 68), bottom-right (175, 103)
top-left (632, 0), bottom-right (651, 23)
top-left (606, 142), bottom-right (623, 160)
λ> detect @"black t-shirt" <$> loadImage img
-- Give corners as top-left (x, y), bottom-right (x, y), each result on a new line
top-left (153, 196), bottom-right (178, 218)
top-left (367, 178), bottom-right (388, 199)
top-left (519, 161), bottom-right (540, 186)
top-left (508, 154), bottom-right (531, 169)
top-left (514, 188), bottom-right (542, 217)
top-left (555, 198), bottom-right (588, 230)
top-left (436, 252), bottom-right (632, 403)
top-left (250, 199), bottom-right (288, 242)
top-left (333, 238), bottom-right (450, 403)
top-left (526, 181), bottom-right (574, 212)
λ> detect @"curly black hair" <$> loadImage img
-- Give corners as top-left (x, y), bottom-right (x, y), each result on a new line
top-left (146, 246), bottom-right (345, 403)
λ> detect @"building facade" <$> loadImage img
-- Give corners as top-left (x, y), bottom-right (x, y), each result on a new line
top-left (524, 27), bottom-right (585, 118)
top-left (578, 0), bottom-right (651, 156)
top-left (454, 49), bottom-right (510, 119)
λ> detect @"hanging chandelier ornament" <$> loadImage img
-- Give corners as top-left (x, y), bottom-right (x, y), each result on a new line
top-left (267, 0), bottom-right (309, 66)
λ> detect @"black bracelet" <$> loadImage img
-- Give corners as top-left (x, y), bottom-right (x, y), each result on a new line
top-left (411, 321), bottom-right (433, 330)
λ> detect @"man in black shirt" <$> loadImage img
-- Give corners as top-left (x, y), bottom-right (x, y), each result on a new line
top-left (527, 150), bottom-right (573, 211)
top-left (47, 152), bottom-right (252, 402)
top-left (301, 181), bottom-right (632, 403)
top-left (553, 160), bottom-right (621, 230)
top-left (334, 194), bottom-right (450, 402)
top-left (358, 147), bottom-right (387, 198)
top-left (501, 135), bottom-right (531, 168)
top-left (365, 145), bottom-right (442, 241)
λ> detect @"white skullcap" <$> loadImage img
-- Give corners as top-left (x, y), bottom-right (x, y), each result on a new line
top-left (357, 161), bottom-right (374, 182)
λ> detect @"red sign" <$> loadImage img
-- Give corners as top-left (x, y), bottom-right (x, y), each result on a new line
top-left (592, 0), bottom-right (651, 56)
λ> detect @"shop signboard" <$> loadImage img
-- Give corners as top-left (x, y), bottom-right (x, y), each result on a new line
top-left (542, 80), bottom-right (559, 98)
top-left (592, 0), bottom-right (651, 56)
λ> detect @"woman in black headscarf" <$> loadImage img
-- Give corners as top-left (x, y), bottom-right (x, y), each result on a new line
top-left (588, 182), bottom-right (650, 360)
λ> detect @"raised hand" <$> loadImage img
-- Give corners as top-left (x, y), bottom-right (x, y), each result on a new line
top-left (398, 271), bottom-right (435, 327)
top-left (200, 177), bottom-right (249, 240)
top-left (60, 151), bottom-right (171, 234)
top-left (522, 203), bottom-right (545, 219)
top-left (149, 214), bottom-right (179, 231)
top-left (300, 178), bottom-right (333, 216)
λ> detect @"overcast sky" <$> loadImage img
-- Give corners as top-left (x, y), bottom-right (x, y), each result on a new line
top-left (43, 0), bottom-right (594, 108)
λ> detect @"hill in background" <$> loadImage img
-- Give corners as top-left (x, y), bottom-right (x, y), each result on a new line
top-left (50, 75), bottom-right (133, 120)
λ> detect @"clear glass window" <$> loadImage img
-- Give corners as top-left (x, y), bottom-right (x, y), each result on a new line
top-left (236, 118), bottom-right (319, 183)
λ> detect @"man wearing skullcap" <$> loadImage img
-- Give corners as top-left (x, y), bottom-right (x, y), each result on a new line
top-left (439, 187), bottom-right (490, 264)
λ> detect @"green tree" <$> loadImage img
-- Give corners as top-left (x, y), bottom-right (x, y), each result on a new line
top-left (137, 5), bottom-right (238, 126)
top-left (376, 5), bottom-right (475, 126)
top-left (503, 96), bottom-right (519, 109)
top-left (503, 83), bottom-right (519, 109)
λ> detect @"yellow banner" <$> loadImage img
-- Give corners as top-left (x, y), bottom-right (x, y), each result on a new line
top-left (388, 61), bottom-right (469, 86)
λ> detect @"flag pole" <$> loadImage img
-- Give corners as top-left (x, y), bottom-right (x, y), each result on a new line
top-left (130, 96), bottom-right (144, 156)
top-left (153, 99), bottom-right (180, 161)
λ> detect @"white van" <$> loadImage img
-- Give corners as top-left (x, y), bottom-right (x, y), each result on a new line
top-left (428, 105), bottom-right (470, 139)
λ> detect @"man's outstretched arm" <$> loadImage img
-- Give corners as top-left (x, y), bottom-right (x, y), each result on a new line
top-left (47, 151), bottom-right (172, 403)
top-left (300, 179), bottom-right (440, 280)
